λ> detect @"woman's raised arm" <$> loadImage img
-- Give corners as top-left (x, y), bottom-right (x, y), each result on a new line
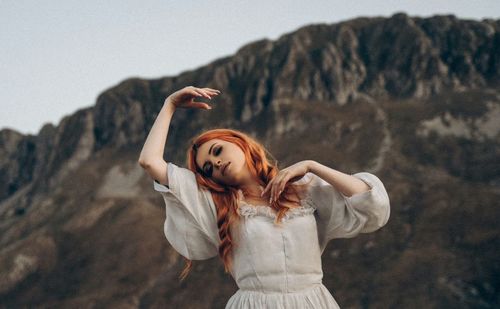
top-left (138, 86), bottom-right (220, 185)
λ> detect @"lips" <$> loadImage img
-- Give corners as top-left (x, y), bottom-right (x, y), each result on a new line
top-left (222, 162), bottom-right (230, 175)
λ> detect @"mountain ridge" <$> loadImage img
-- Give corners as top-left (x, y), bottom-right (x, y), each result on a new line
top-left (1, 13), bottom-right (499, 307)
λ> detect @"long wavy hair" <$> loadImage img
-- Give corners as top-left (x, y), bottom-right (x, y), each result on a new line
top-left (177, 128), bottom-right (312, 281)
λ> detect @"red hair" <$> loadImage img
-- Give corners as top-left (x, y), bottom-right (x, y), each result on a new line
top-left (178, 128), bottom-right (311, 281)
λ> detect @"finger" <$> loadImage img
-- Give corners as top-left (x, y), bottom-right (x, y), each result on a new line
top-left (271, 177), bottom-right (283, 203)
top-left (205, 90), bottom-right (219, 97)
top-left (204, 88), bottom-right (221, 93)
top-left (270, 174), bottom-right (283, 202)
top-left (200, 90), bottom-right (212, 99)
top-left (267, 181), bottom-right (277, 203)
top-left (198, 103), bottom-right (212, 109)
top-left (189, 89), bottom-right (204, 98)
top-left (275, 183), bottom-right (283, 201)
top-left (195, 88), bottom-right (212, 99)
top-left (261, 186), bottom-right (269, 198)
top-left (261, 185), bottom-right (267, 197)
top-left (206, 89), bottom-right (220, 96)
top-left (187, 86), bottom-right (202, 94)
top-left (262, 180), bottom-right (272, 197)
top-left (190, 102), bottom-right (211, 110)
top-left (275, 176), bottom-right (289, 202)
top-left (273, 180), bottom-right (284, 202)
top-left (264, 175), bottom-right (279, 197)
top-left (202, 87), bottom-right (217, 92)
top-left (277, 182), bottom-right (286, 200)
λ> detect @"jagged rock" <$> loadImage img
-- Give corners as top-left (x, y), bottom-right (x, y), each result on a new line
top-left (0, 14), bottom-right (499, 308)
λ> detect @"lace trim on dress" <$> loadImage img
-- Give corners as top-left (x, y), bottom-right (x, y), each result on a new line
top-left (237, 194), bottom-right (316, 222)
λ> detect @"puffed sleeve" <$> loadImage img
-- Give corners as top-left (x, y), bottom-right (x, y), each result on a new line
top-left (303, 171), bottom-right (390, 253)
top-left (153, 162), bottom-right (220, 260)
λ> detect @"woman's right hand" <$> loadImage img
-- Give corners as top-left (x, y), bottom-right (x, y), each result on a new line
top-left (165, 86), bottom-right (221, 110)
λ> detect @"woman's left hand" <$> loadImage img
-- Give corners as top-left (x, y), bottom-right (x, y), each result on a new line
top-left (261, 160), bottom-right (312, 203)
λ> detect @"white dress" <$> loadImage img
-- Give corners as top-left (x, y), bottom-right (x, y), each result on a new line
top-left (153, 162), bottom-right (391, 308)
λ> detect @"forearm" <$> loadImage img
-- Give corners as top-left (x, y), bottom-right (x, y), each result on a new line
top-left (306, 160), bottom-right (371, 197)
top-left (138, 100), bottom-right (176, 165)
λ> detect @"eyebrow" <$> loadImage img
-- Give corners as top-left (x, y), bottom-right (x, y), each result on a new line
top-left (208, 142), bottom-right (216, 156)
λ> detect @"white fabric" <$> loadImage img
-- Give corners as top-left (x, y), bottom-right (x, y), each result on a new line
top-left (153, 163), bottom-right (391, 308)
top-left (153, 162), bottom-right (220, 260)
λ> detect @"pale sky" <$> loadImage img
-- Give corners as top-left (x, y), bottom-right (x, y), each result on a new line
top-left (1, 0), bottom-right (499, 135)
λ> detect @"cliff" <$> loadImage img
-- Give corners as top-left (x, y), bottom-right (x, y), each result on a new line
top-left (1, 13), bottom-right (499, 308)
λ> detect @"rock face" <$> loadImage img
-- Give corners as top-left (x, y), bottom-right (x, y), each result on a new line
top-left (1, 13), bottom-right (499, 308)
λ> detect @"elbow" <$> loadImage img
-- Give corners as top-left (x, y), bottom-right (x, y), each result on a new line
top-left (364, 201), bottom-right (390, 233)
top-left (365, 173), bottom-right (391, 228)
top-left (138, 158), bottom-right (150, 169)
top-left (366, 191), bottom-right (391, 231)
top-left (379, 201), bottom-right (390, 228)
top-left (376, 195), bottom-right (391, 228)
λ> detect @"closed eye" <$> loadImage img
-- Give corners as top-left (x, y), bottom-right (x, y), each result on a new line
top-left (203, 146), bottom-right (222, 177)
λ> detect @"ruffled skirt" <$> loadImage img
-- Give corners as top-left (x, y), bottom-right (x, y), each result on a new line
top-left (225, 283), bottom-right (340, 309)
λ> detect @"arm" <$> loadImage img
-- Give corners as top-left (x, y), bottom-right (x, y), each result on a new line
top-left (304, 160), bottom-right (390, 246)
top-left (306, 160), bottom-right (371, 197)
top-left (137, 101), bottom-right (176, 185)
top-left (138, 86), bottom-right (220, 185)
top-left (263, 159), bottom-right (371, 203)
top-left (263, 160), bottom-right (389, 247)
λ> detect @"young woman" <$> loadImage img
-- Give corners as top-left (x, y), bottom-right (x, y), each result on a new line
top-left (138, 86), bottom-right (391, 308)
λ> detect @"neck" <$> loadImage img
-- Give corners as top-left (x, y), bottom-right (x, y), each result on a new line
top-left (239, 180), bottom-right (264, 198)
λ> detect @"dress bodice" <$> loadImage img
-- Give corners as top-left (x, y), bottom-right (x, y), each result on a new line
top-left (230, 197), bottom-right (323, 293)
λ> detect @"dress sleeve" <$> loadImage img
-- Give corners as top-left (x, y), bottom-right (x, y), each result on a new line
top-left (303, 171), bottom-right (391, 252)
top-left (153, 162), bottom-right (220, 260)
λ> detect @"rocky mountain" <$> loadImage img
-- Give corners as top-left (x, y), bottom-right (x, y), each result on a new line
top-left (1, 13), bottom-right (499, 308)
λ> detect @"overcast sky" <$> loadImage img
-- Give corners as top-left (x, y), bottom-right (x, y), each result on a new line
top-left (1, 0), bottom-right (499, 135)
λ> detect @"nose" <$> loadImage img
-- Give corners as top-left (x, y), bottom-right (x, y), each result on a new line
top-left (215, 159), bottom-right (222, 168)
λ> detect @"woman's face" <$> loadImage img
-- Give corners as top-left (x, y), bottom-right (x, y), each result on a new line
top-left (195, 139), bottom-right (252, 186)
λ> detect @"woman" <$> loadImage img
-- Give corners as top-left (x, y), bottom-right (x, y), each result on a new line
top-left (138, 86), bottom-right (391, 308)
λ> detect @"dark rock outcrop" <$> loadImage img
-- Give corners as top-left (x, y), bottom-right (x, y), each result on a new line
top-left (1, 13), bottom-right (499, 308)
